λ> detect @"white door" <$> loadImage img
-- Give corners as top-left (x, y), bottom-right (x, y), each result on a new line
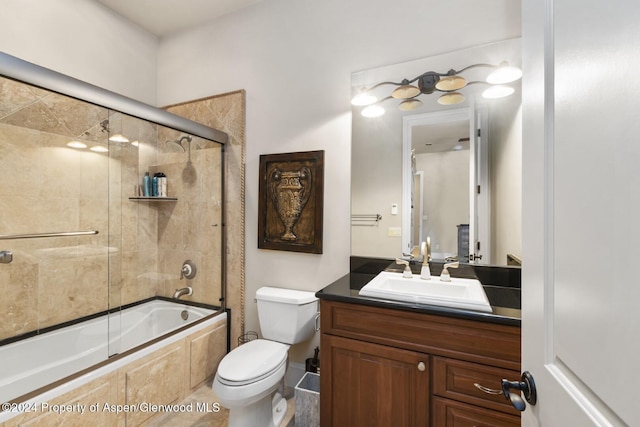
top-left (521, 0), bottom-right (640, 425)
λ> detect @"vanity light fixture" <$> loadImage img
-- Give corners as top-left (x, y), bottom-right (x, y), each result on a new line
top-left (90, 145), bottom-right (109, 153)
top-left (437, 92), bottom-right (465, 105)
top-left (398, 98), bottom-right (423, 111)
top-left (352, 61), bottom-right (521, 116)
top-left (392, 80), bottom-right (421, 99)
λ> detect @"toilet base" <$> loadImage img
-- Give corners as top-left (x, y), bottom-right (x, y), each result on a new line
top-left (227, 391), bottom-right (287, 427)
top-left (272, 392), bottom-right (287, 426)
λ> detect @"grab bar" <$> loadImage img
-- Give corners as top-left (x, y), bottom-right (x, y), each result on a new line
top-left (0, 230), bottom-right (99, 240)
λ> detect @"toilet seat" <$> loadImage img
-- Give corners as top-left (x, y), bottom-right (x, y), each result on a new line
top-left (216, 339), bottom-right (289, 386)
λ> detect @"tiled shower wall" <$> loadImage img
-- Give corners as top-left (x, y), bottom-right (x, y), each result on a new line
top-left (0, 76), bottom-right (233, 342)
top-left (165, 91), bottom-right (246, 349)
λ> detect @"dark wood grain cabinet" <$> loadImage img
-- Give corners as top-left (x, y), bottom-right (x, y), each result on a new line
top-left (320, 299), bottom-right (521, 427)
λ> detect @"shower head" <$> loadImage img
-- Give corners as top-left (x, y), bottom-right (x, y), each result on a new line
top-left (166, 135), bottom-right (192, 152)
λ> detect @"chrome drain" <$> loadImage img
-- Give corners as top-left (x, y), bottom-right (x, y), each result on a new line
top-left (181, 310), bottom-right (189, 320)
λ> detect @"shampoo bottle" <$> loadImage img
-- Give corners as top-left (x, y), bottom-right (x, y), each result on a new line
top-left (158, 173), bottom-right (167, 197)
top-left (142, 172), bottom-right (151, 197)
top-left (152, 173), bottom-right (159, 197)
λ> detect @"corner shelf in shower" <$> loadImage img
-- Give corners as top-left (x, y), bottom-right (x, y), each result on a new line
top-left (128, 197), bottom-right (178, 202)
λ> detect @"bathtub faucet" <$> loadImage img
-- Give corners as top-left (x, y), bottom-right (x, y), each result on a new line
top-left (173, 287), bottom-right (193, 299)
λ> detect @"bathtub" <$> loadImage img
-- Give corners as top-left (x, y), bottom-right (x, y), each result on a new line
top-left (0, 299), bottom-right (225, 421)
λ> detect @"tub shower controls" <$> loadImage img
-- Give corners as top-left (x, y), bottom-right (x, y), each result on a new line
top-left (180, 260), bottom-right (197, 280)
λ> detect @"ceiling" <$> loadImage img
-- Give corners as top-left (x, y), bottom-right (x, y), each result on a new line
top-left (96, 0), bottom-right (262, 37)
top-left (412, 120), bottom-right (470, 155)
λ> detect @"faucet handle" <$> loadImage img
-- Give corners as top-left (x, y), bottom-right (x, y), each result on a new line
top-left (440, 262), bottom-right (460, 282)
top-left (180, 260), bottom-right (197, 280)
top-left (443, 261), bottom-right (459, 270)
top-left (395, 258), bottom-right (413, 278)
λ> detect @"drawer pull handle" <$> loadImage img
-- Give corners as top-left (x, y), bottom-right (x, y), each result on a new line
top-left (417, 362), bottom-right (426, 372)
top-left (473, 382), bottom-right (503, 395)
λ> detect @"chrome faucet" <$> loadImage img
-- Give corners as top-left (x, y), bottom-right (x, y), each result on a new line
top-left (173, 286), bottom-right (193, 299)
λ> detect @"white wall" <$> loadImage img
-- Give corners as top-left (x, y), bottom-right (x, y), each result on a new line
top-left (157, 0), bottom-right (521, 362)
top-left (416, 151), bottom-right (470, 259)
top-left (0, 0), bottom-right (158, 105)
top-left (489, 97), bottom-right (522, 264)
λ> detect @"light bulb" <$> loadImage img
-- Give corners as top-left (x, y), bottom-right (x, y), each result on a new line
top-left (351, 92), bottom-right (377, 106)
top-left (482, 85), bottom-right (515, 99)
top-left (487, 64), bottom-right (522, 84)
top-left (108, 134), bottom-right (130, 143)
top-left (67, 141), bottom-right (87, 149)
top-left (361, 104), bottom-right (385, 117)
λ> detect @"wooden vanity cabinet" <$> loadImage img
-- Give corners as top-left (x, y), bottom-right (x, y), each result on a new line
top-left (320, 299), bottom-right (521, 427)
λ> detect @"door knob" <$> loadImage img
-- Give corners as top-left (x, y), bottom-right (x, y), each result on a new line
top-left (501, 371), bottom-right (537, 411)
top-left (417, 361), bottom-right (426, 371)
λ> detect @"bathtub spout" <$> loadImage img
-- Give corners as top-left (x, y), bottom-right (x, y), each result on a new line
top-left (173, 287), bottom-right (193, 299)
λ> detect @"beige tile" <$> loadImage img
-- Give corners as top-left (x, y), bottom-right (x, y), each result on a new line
top-left (144, 383), bottom-right (229, 427)
top-left (188, 323), bottom-right (227, 391)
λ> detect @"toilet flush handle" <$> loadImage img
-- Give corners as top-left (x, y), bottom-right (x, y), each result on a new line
top-left (315, 312), bottom-right (321, 331)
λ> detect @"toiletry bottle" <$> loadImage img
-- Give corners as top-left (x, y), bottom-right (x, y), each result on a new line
top-left (142, 172), bottom-right (151, 197)
top-left (158, 173), bottom-right (167, 197)
top-left (152, 173), bottom-right (159, 197)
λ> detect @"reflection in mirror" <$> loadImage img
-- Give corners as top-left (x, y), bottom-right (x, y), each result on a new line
top-left (351, 38), bottom-right (521, 266)
top-left (407, 110), bottom-right (471, 262)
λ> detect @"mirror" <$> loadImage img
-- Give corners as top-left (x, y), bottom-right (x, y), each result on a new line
top-left (351, 39), bottom-right (521, 266)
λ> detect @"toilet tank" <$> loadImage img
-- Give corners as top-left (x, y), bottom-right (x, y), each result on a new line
top-left (256, 287), bottom-right (319, 344)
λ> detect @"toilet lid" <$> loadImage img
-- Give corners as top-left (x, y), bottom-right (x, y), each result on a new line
top-left (217, 339), bottom-right (289, 386)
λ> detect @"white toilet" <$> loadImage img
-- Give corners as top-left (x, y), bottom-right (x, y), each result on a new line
top-left (213, 286), bottom-right (319, 427)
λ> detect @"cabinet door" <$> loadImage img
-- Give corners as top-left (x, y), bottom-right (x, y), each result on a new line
top-left (321, 334), bottom-right (429, 427)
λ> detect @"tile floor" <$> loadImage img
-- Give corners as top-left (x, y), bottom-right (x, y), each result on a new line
top-left (145, 382), bottom-right (295, 427)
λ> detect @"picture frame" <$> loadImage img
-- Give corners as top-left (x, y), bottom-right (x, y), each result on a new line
top-left (258, 150), bottom-right (324, 254)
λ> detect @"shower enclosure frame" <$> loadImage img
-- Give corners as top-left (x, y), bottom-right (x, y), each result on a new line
top-left (0, 50), bottom-right (229, 319)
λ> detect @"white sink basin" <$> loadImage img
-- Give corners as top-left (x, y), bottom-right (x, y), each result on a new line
top-left (359, 271), bottom-right (492, 313)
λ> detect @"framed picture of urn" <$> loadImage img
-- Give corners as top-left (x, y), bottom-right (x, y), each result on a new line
top-left (258, 150), bottom-right (324, 254)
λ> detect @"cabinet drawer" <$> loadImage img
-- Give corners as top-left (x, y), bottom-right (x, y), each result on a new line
top-left (321, 300), bottom-right (520, 370)
top-left (433, 397), bottom-right (520, 427)
top-left (433, 357), bottom-right (520, 416)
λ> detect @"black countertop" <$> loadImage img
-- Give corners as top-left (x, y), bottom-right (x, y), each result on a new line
top-left (316, 257), bottom-right (521, 327)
